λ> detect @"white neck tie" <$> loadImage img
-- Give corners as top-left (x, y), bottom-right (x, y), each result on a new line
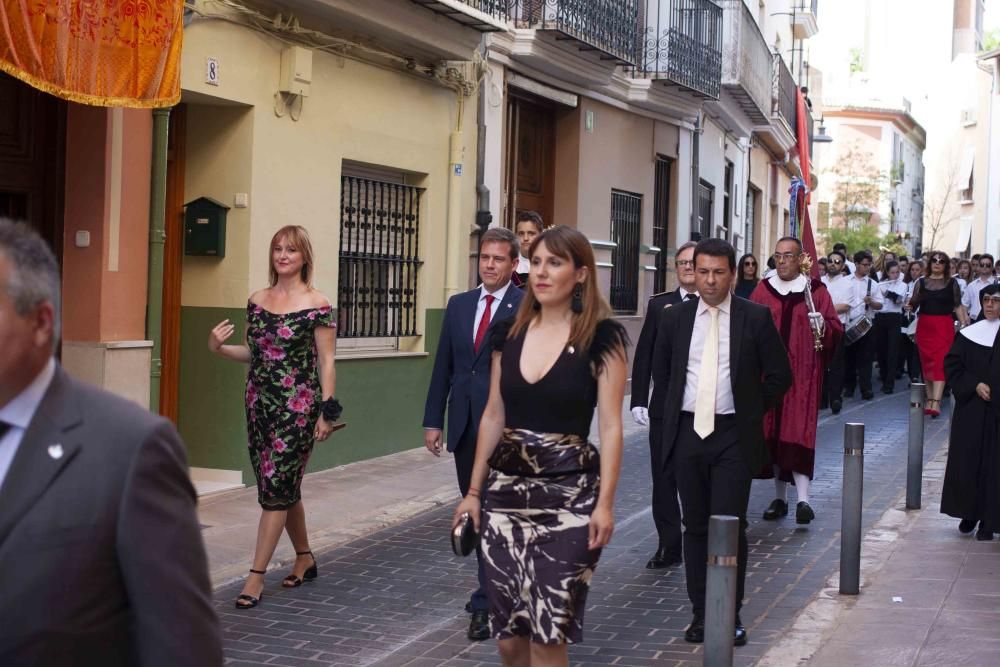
top-left (694, 306), bottom-right (720, 439)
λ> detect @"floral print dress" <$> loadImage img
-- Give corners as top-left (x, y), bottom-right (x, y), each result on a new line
top-left (245, 301), bottom-right (334, 510)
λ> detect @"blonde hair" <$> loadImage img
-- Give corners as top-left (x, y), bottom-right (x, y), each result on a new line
top-left (268, 225), bottom-right (315, 287)
top-left (509, 226), bottom-right (617, 355)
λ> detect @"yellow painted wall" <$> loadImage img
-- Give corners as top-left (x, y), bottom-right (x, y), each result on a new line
top-left (179, 16), bottom-right (479, 318)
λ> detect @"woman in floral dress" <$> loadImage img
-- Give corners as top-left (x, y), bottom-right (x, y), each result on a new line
top-left (209, 225), bottom-right (338, 609)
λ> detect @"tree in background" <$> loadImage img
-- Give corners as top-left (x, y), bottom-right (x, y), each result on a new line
top-left (923, 149), bottom-right (962, 252)
top-left (821, 225), bottom-right (906, 256)
top-left (818, 141), bottom-right (891, 254)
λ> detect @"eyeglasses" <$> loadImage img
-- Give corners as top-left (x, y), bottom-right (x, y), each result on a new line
top-left (980, 262), bottom-right (994, 268)
top-left (773, 252), bottom-right (801, 262)
top-left (983, 295), bottom-right (1000, 304)
top-left (744, 261), bottom-right (757, 267)
top-left (828, 258), bottom-right (843, 265)
top-left (931, 258), bottom-right (946, 264)
top-left (676, 259), bottom-right (694, 267)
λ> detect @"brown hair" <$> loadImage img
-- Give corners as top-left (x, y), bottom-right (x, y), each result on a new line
top-left (924, 251), bottom-right (950, 279)
top-left (515, 210), bottom-right (544, 234)
top-left (508, 226), bottom-right (620, 357)
top-left (481, 226), bottom-right (520, 260)
top-left (268, 225), bottom-right (315, 287)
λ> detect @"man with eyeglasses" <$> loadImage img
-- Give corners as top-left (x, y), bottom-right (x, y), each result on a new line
top-left (751, 238), bottom-right (842, 525)
top-left (962, 254), bottom-right (996, 321)
top-left (843, 251), bottom-right (884, 401)
top-left (630, 241), bottom-right (698, 570)
top-left (822, 250), bottom-right (852, 413)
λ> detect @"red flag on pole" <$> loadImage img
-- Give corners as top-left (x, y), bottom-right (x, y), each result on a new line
top-left (795, 88), bottom-right (820, 278)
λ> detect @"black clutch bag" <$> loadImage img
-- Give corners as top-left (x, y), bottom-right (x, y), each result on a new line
top-left (451, 513), bottom-right (480, 557)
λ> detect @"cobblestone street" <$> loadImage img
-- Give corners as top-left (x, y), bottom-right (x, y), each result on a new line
top-left (216, 391), bottom-right (950, 666)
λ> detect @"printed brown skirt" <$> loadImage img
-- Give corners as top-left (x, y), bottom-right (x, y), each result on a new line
top-left (482, 428), bottom-right (602, 644)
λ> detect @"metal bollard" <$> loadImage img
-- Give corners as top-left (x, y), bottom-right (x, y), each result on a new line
top-left (907, 383), bottom-right (926, 510)
top-left (840, 423), bottom-right (865, 595)
top-left (705, 515), bottom-right (739, 667)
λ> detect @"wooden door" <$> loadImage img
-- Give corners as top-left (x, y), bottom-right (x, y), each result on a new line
top-left (160, 105), bottom-right (186, 422)
top-left (506, 95), bottom-right (555, 227)
top-left (0, 72), bottom-right (66, 261)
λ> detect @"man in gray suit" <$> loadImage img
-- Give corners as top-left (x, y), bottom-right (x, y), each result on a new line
top-left (0, 219), bottom-right (223, 666)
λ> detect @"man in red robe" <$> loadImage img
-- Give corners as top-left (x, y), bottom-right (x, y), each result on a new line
top-left (750, 237), bottom-right (843, 524)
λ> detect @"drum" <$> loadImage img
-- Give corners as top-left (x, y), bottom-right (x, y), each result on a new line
top-left (844, 315), bottom-right (873, 345)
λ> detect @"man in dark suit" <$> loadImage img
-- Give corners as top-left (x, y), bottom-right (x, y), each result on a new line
top-left (0, 219), bottom-right (222, 666)
top-left (630, 240), bottom-right (698, 569)
top-left (423, 226), bottom-right (524, 640)
top-left (652, 238), bottom-right (792, 647)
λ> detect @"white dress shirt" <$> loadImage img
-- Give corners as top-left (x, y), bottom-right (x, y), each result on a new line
top-left (678, 287), bottom-right (699, 301)
top-left (515, 256), bottom-right (530, 275)
top-left (846, 274), bottom-right (882, 323)
top-left (963, 277), bottom-right (994, 319)
top-left (473, 281), bottom-right (512, 341)
top-left (878, 278), bottom-right (906, 314)
top-left (683, 293), bottom-right (735, 415)
top-left (768, 274), bottom-right (807, 295)
top-left (0, 358), bottom-right (56, 492)
top-left (823, 274), bottom-right (853, 325)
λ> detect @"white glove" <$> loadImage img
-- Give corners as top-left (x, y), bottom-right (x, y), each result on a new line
top-left (808, 312), bottom-right (825, 335)
top-left (631, 406), bottom-right (649, 427)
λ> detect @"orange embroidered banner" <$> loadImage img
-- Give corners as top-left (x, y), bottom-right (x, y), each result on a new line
top-left (0, 0), bottom-right (183, 108)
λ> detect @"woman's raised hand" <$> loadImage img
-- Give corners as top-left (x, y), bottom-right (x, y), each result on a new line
top-left (209, 319), bottom-right (235, 353)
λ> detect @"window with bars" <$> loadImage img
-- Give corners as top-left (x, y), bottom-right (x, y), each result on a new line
top-left (697, 180), bottom-right (714, 239)
top-left (745, 186), bottom-right (758, 256)
top-left (721, 160), bottom-right (733, 239)
top-left (610, 190), bottom-right (642, 314)
top-left (337, 174), bottom-right (424, 342)
top-left (653, 157), bottom-right (672, 293)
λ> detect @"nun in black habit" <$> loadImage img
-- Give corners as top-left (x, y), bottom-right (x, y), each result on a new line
top-left (941, 284), bottom-right (1000, 540)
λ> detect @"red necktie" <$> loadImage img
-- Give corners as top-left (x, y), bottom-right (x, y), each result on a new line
top-left (474, 295), bottom-right (495, 353)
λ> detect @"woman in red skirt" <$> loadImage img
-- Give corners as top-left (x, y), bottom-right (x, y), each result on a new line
top-left (907, 251), bottom-right (970, 417)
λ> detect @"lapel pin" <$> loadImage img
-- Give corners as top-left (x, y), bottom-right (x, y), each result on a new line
top-left (507, 303), bottom-right (512, 309)
top-left (47, 444), bottom-right (64, 460)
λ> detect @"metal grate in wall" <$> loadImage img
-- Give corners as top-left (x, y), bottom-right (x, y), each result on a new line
top-left (610, 189), bottom-right (642, 314)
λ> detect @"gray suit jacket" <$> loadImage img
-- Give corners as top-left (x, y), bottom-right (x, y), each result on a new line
top-left (0, 367), bottom-right (223, 666)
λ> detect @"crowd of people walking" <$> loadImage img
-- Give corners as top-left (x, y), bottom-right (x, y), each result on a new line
top-left (4, 209), bottom-right (1000, 667)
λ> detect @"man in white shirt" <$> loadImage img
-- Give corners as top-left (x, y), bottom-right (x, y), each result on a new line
top-left (822, 250), bottom-right (852, 413)
top-left (964, 254), bottom-right (995, 321)
top-left (875, 260), bottom-right (906, 393)
top-left (842, 251), bottom-right (883, 400)
top-left (0, 219), bottom-right (222, 665)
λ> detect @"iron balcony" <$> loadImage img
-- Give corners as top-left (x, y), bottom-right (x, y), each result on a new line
top-left (512, 0), bottom-right (640, 65)
top-left (632, 0), bottom-right (723, 99)
top-left (720, 0), bottom-right (772, 123)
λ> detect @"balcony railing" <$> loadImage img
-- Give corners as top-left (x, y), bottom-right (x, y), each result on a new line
top-left (409, 0), bottom-right (512, 31)
top-left (791, 0), bottom-right (819, 39)
top-left (632, 0), bottom-right (723, 99)
top-left (772, 53), bottom-right (797, 134)
top-left (720, 0), bottom-right (772, 123)
top-left (512, 0), bottom-right (640, 65)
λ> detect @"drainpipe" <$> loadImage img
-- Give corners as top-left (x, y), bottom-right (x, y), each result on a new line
top-left (691, 114), bottom-right (702, 241)
top-left (444, 122), bottom-right (465, 300)
top-left (146, 108), bottom-right (170, 413)
top-left (474, 77), bottom-right (491, 283)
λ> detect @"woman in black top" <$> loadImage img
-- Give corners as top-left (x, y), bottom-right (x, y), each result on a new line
top-left (908, 251), bottom-right (970, 417)
top-left (454, 226), bottom-right (628, 662)
top-left (734, 253), bottom-right (759, 298)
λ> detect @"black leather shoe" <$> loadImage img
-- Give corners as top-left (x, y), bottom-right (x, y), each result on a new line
top-left (684, 615), bottom-right (705, 643)
top-left (977, 522), bottom-right (994, 541)
top-left (467, 610), bottom-right (490, 641)
top-left (464, 601), bottom-right (473, 614)
top-left (882, 385), bottom-right (894, 395)
top-left (646, 546), bottom-right (683, 569)
top-left (959, 519), bottom-right (977, 534)
top-left (831, 400), bottom-right (842, 414)
top-left (762, 498), bottom-right (788, 521)
top-left (861, 391), bottom-right (875, 400)
top-left (734, 615), bottom-right (748, 646)
top-left (796, 501), bottom-right (815, 524)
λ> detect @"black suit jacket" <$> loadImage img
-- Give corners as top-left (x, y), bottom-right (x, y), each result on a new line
top-left (651, 296), bottom-right (792, 474)
top-left (0, 367), bottom-right (222, 666)
top-left (423, 285), bottom-right (524, 452)
top-left (631, 288), bottom-right (689, 416)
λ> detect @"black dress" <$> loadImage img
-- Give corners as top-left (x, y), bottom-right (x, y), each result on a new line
top-left (941, 328), bottom-right (1000, 529)
top-left (482, 319), bottom-right (627, 644)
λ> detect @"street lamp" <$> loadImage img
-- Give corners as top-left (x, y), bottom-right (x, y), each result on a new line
top-left (814, 116), bottom-right (833, 143)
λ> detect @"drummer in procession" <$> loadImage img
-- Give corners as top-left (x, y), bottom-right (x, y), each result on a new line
top-left (751, 238), bottom-right (843, 524)
top-left (841, 251), bottom-right (883, 402)
top-left (822, 250), bottom-right (852, 414)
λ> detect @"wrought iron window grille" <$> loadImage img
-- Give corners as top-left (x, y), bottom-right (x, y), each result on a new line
top-left (338, 176), bottom-right (424, 340)
top-left (610, 189), bottom-right (642, 314)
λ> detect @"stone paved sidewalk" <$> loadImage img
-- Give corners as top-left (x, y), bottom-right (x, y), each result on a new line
top-left (209, 391), bottom-right (949, 666)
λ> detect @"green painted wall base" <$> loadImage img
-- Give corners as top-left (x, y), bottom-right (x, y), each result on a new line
top-left (178, 306), bottom-right (443, 484)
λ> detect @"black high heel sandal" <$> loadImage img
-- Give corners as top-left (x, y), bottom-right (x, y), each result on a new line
top-left (235, 568), bottom-right (266, 609)
top-left (282, 551), bottom-right (318, 588)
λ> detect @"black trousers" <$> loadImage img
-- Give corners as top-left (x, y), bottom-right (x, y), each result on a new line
top-left (824, 339), bottom-right (846, 405)
top-left (674, 413), bottom-right (751, 617)
top-left (874, 313), bottom-right (903, 390)
top-left (844, 331), bottom-right (876, 395)
top-left (453, 426), bottom-right (489, 612)
top-left (649, 417), bottom-right (683, 557)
